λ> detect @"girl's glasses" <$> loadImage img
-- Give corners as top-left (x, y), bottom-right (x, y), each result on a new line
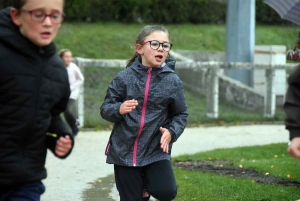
top-left (20, 9), bottom-right (65, 24)
top-left (141, 40), bottom-right (173, 52)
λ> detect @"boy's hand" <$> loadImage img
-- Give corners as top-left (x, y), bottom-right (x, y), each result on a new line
top-left (55, 135), bottom-right (72, 157)
top-left (288, 137), bottom-right (300, 159)
top-left (160, 127), bottom-right (172, 153)
top-left (119, 99), bottom-right (138, 115)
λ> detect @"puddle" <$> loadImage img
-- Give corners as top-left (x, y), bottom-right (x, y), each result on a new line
top-left (81, 174), bottom-right (117, 201)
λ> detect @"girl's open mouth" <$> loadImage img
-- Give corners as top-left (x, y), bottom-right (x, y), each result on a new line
top-left (155, 55), bottom-right (163, 62)
top-left (155, 55), bottom-right (163, 61)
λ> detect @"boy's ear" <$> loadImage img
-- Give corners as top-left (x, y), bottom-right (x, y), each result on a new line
top-left (10, 8), bottom-right (22, 26)
top-left (136, 44), bottom-right (143, 55)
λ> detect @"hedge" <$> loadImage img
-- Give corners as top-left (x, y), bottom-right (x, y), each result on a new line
top-left (0, 0), bottom-right (293, 25)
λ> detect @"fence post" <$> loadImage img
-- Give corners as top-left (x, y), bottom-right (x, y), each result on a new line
top-left (73, 57), bottom-right (85, 127)
top-left (206, 64), bottom-right (219, 118)
top-left (264, 65), bottom-right (276, 118)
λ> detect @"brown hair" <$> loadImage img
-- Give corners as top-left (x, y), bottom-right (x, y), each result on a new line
top-left (58, 48), bottom-right (71, 58)
top-left (11, 0), bottom-right (66, 10)
top-left (126, 25), bottom-right (170, 68)
top-left (11, 0), bottom-right (26, 9)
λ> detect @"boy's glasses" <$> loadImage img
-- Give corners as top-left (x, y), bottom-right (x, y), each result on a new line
top-left (20, 9), bottom-right (65, 24)
top-left (141, 40), bottom-right (173, 52)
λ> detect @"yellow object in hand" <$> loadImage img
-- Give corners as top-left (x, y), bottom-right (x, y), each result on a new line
top-left (47, 132), bottom-right (57, 138)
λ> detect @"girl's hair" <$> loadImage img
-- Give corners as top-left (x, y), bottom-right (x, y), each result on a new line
top-left (12, 0), bottom-right (66, 10)
top-left (58, 48), bottom-right (71, 58)
top-left (126, 25), bottom-right (170, 68)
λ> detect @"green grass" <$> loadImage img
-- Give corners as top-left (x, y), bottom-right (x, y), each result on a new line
top-left (55, 23), bottom-right (300, 59)
top-left (54, 23), bottom-right (296, 128)
top-left (173, 143), bottom-right (300, 201)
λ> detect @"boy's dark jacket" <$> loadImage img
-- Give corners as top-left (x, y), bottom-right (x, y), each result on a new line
top-left (284, 64), bottom-right (300, 140)
top-left (0, 7), bottom-right (74, 187)
top-left (100, 56), bottom-right (188, 167)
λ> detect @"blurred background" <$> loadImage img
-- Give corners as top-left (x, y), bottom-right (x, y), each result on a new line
top-left (1, 0), bottom-right (299, 130)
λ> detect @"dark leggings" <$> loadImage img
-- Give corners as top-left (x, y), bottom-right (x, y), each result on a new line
top-left (63, 99), bottom-right (76, 130)
top-left (114, 160), bottom-right (177, 201)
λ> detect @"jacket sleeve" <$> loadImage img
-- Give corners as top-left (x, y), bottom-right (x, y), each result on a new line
top-left (100, 73), bottom-right (125, 123)
top-left (284, 64), bottom-right (300, 140)
top-left (167, 78), bottom-right (189, 142)
top-left (47, 87), bottom-right (75, 159)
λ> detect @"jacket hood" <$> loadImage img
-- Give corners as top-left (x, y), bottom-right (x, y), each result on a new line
top-left (0, 7), bottom-right (56, 58)
top-left (165, 58), bottom-right (176, 70)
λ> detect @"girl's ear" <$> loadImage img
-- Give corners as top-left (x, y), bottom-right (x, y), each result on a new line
top-left (136, 44), bottom-right (143, 55)
top-left (10, 8), bottom-right (22, 26)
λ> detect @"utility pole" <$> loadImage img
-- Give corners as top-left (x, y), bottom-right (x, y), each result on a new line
top-left (225, 0), bottom-right (255, 86)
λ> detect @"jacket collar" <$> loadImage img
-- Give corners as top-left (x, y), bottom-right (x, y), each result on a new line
top-left (138, 64), bottom-right (163, 71)
top-left (131, 56), bottom-right (176, 73)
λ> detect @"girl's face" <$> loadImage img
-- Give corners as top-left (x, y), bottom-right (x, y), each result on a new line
top-left (10, 0), bottom-right (64, 46)
top-left (62, 51), bottom-right (72, 66)
top-left (136, 31), bottom-right (170, 68)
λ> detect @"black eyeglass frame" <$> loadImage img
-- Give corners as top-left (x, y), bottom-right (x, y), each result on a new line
top-left (20, 9), bottom-right (66, 24)
top-left (141, 40), bottom-right (173, 52)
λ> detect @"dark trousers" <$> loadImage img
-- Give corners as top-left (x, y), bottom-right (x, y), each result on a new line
top-left (114, 160), bottom-right (177, 201)
top-left (63, 99), bottom-right (77, 133)
top-left (0, 181), bottom-right (45, 201)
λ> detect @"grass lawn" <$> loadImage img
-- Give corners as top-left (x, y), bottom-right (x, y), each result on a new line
top-left (55, 23), bottom-right (300, 59)
top-left (173, 143), bottom-right (300, 201)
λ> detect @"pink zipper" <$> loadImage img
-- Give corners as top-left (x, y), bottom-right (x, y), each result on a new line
top-left (133, 68), bottom-right (152, 166)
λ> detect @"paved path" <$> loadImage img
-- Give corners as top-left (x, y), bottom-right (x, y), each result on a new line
top-left (42, 125), bottom-right (289, 201)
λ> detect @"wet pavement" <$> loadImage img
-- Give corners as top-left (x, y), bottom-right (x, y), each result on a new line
top-left (42, 124), bottom-right (288, 201)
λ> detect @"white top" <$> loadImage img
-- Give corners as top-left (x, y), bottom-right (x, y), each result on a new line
top-left (66, 62), bottom-right (84, 100)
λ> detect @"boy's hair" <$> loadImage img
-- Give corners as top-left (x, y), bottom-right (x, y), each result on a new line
top-left (11, 0), bottom-right (66, 10)
top-left (58, 48), bottom-right (71, 58)
top-left (126, 25), bottom-right (170, 68)
top-left (11, 0), bottom-right (26, 9)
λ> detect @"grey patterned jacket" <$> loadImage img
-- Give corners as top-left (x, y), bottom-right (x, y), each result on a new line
top-left (100, 56), bottom-right (188, 167)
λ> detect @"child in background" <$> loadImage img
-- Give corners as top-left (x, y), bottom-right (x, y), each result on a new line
top-left (58, 49), bottom-right (84, 136)
top-left (100, 25), bottom-right (188, 201)
top-left (0, 0), bottom-right (74, 200)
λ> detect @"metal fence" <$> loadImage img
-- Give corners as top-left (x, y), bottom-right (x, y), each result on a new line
top-left (72, 57), bottom-right (297, 128)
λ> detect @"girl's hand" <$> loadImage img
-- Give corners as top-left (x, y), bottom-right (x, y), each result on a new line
top-left (119, 99), bottom-right (138, 115)
top-left (160, 127), bottom-right (172, 153)
top-left (55, 135), bottom-right (72, 157)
